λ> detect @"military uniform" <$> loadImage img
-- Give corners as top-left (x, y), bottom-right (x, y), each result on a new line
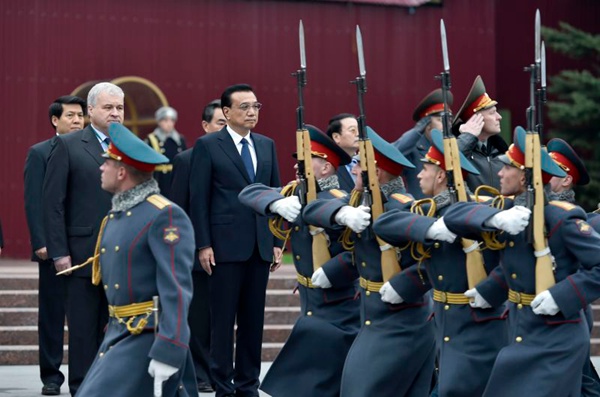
top-left (442, 127), bottom-right (600, 396)
top-left (303, 127), bottom-right (435, 397)
top-left (238, 125), bottom-right (360, 397)
top-left (374, 129), bottom-right (507, 397)
top-left (76, 123), bottom-right (197, 397)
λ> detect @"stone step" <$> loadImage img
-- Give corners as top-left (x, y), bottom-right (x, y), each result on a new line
top-left (0, 343), bottom-right (285, 365)
top-left (0, 324), bottom-right (293, 345)
top-left (0, 306), bottom-right (300, 326)
top-left (0, 276), bottom-right (38, 290)
top-left (0, 289), bottom-right (300, 308)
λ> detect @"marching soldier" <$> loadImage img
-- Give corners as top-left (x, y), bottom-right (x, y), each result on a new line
top-left (547, 138), bottom-right (600, 395)
top-left (442, 126), bottom-right (600, 396)
top-left (303, 127), bottom-right (435, 397)
top-left (374, 129), bottom-right (508, 397)
top-left (76, 123), bottom-right (196, 397)
top-left (393, 88), bottom-right (453, 198)
top-left (238, 125), bottom-right (360, 397)
top-left (146, 106), bottom-right (187, 197)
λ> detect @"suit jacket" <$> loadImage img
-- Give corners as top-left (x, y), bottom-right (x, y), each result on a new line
top-left (189, 127), bottom-right (281, 263)
top-left (336, 166), bottom-right (355, 193)
top-left (24, 137), bottom-right (56, 261)
top-left (43, 125), bottom-right (112, 277)
top-left (169, 148), bottom-right (192, 213)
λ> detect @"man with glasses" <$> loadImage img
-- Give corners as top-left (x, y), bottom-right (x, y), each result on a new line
top-left (189, 84), bottom-right (282, 397)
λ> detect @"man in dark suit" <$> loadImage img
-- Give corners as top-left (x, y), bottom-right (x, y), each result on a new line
top-left (326, 113), bottom-right (358, 192)
top-left (169, 98), bottom-right (225, 393)
top-left (43, 82), bottom-right (124, 396)
top-left (24, 95), bottom-right (86, 396)
top-left (189, 84), bottom-right (282, 397)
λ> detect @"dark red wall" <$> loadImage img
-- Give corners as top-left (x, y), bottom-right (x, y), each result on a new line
top-left (1, 0), bottom-right (597, 258)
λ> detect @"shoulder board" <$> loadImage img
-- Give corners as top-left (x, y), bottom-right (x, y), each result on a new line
top-left (147, 194), bottom-right (172, 210)
top-left (328, 189), bottom-right (347, 198)
top-left (390, 193), bottom-right (412, 204)
top-left (549, 200), bottom-right (576, 211)
top-left (469, 194), bottom-right (493, 203)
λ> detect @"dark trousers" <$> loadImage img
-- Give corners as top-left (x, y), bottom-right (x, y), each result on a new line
top-left (65, 276), bottom-right (107, 396)
top-left (209, 248), bottom-right (270, 397)
top-left (189, 270), bottom-right (212, 385)
top-left (38, 260), bottom-right (67, 386)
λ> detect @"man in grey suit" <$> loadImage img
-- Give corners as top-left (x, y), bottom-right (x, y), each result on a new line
top-left (43, 82), bottom-right (124, 396)
top-left (24, 95), bottom-right (86, 396)
top-left (189, 84), bottom-right (282, 397)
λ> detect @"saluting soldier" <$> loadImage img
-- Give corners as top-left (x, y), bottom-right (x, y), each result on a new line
top-left (452, 76), bottom-right (508, 191)
top-left (238, 125), bottom-right (360, 397)
top-left (375, 129), bottom-right (508, 397)
top-left (547, 138), bottom-right (600, 395)
top-left (146, 106), bottom-right (187, 197)
top-left (443, 126), bottom-right (600, 396)
top-left (303, 127), bottom-right (435, 397)
top-left (76, 123), bottom-right (197, 397)
top-left (393, 88), bottom-right (453, 199)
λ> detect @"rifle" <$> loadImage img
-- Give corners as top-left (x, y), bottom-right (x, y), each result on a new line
top-left (292, 20), bottom-right (331, 271)
top-left (437, 20), bottom-right (487, 289)
top-left (351, 26), bottom-right (400, 282)
top-left (524, 10), bottom-right (555, 294)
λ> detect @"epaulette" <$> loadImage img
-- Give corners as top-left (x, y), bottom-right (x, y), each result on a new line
top-left (469, 194), bottom-right (493, 203)
top-left (147, 194), bottom-right (172, 210)
top-left (328, 189), bottom-right (347, 198)
top-left (549, 200), bottom-right (576, 211)
top-left (390, 193), bottom-right (412, 204)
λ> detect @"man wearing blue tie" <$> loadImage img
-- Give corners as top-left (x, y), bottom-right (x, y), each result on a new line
top-left (189, 84), bottom-right (282, 397)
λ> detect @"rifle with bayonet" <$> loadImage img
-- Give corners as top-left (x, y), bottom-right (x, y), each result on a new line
top-left (292, 20), bottom-right (331, 271)
top-left (524, 9), bottom-right (555, 294)
top-left (351, 25), bottom-right (400, 282)
top-left (437, 20), bottom-right (487, 289)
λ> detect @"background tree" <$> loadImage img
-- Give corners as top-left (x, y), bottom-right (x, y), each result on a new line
top-left (542, 23), bottom-right (600, 211)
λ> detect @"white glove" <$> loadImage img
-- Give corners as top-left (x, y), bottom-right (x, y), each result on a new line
top-left (311, 268), bottom-right (332, 289)
top-left (464, 288), bottom-right (492, 309)
top-left (148, 359), bottom-right (179, 397)
top-left (485, 206), bottom-right (531, 235)
top-left (531, 290), bottom-right (560, 316)
top-left (334, 205), bottom-right (371, 233)
top-left (425, 217), bottom-right (457, 243)
top-left (379, 282), bottom-right (404, 304)
top-left (269, 196), bottom-right (302, 223)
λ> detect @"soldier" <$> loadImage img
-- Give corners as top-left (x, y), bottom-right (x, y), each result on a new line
top-left (547, 138), bottom-right (600, 395)
top-left (303, 127), bottom-right (435, 397)
top-left (76, 123), bottom-right (196, 397)
top-left (443, 126), bottom-right (600, 396)
top-left (238, 125), bottom-right (360, 397)
top-left (453, 75), bottom-right (508, 191)
top-left (374, 129), bottom-right (508, 397)
top-left (146, 106), bottom-right (187, 197)
top-left (393, 88), bottom-right (453, 198)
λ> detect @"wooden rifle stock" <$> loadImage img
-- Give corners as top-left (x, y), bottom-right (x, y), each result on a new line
top-left (442, 137), bottom-right (488, 289)
top-left (524, 133), bottom-right (555, 293)
top-left (296, 127), bottom-right (332, 271)
top-left (358, 139), bottom-right (401, 282)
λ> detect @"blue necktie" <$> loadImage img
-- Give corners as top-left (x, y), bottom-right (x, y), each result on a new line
top-left (240, 138), bottom-right (255, 182)
top-left (103, 137), bottom-right (111, 151)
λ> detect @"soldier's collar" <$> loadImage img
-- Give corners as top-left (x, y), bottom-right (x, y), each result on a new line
top-left (111, 179), bottom-right (160, 212)
top-left (381, 176), bottom-right (407, 198)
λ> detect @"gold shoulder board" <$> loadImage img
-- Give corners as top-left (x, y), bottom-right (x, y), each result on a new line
top-left (549, 200), bottom-right (576, 211)
top-left (329, 189), bottom-right (347, 198)
top-left (147, 194), bottom-right (171, 210)
top-left (390, 193), bottom-right (412, 203)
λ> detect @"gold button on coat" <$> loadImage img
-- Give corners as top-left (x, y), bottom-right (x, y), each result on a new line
top-left (511, 273), bottom-right (517, 279)
top-left (434, 242), bottom-right (440, 248)
top-left (437, 275), bottom-right (443, 281)
top-left (516, 336), bottom-right (523, 342)
top-left (126, 211), bottom-right (132, 216)
top-left (307, 311), bottom-right (312, 316)
top-left (114, 284), bottom-right (120, 289)
top-left (115, 246), bottom-right (120, 252)
top-left (101, 248), bottom-right (106, 254)
top-left (361, 262), bottom-right (367, 268)
top-left (365, 320), bottom-right (371, 326)
top-left (444, 336), bottom-right (450, 342)
top-left (365, 291), bottom-right (371, 296)
top-left (508, 241), bottom-right (515, 247)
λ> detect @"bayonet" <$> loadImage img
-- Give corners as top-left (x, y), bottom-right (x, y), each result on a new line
top-left (441, 20), bottom-right (450, 72)
top-left (535, 9), bottom-right (541, 64)
top-left (299, 20), bottom-right (306, 69)
top-left (541, 41), bottom-right (546, 88)
top-left (356, 26), bottom-right (366, 77)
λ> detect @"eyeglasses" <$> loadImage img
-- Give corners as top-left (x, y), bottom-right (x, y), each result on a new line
top-left (233, 102), bottom-right (263, 112)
